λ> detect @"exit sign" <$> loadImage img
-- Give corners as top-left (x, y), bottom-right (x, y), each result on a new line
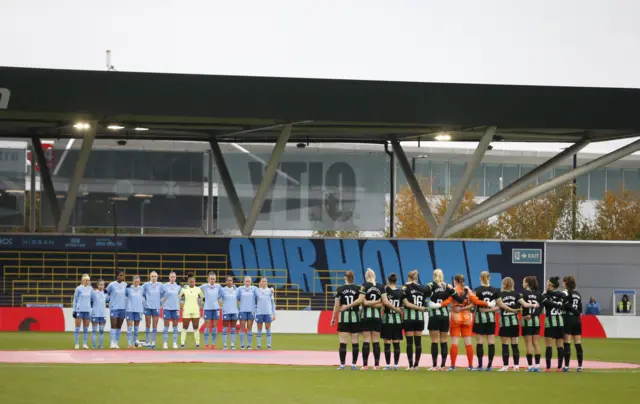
top-left (512, 248), bottom-right (543, 264)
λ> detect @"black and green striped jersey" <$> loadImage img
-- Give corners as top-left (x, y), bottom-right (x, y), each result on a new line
top-left (565, 290), bottom-right (583, 316)
top-left (521, 290), bottom-right (545, 328)
top-left (402, 283), bottom-right (426, 321)
top-left (543, 290), bottom-right (565, 328)
top-left (360, 282), bottom-right (384, 320)
top-left (382, 286), bottom-right (404, 325)
top-left (335, 284), bottom-right (361, 323)
top-left (498, 291), bottom-right (522, 328)
top-left (426, 282), bottom-right (451, 317)
top-left (474, 286), bottom-right (500, 324)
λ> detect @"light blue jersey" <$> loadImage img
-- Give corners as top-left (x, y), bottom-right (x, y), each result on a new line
top-left (73, 285), bottom-right (93, 313)
top-left (91, 290), bottom-right (108, 318)
top-left (106, 281), bottom-right (128, 311)
top-left (161, 282), bottom-right (182, 311)
top-left (238, 285), bottom-right (257, 313)
top-left (200, 283), bottom-right (222, 310)
top-left (126, 285), bottom-right (145, 313)
top-left (255, 287), bottom-right (276, 316)
top-left (221, 286), bottom-right (239, 315)
top-left (142, 281), bottom-right (163, 309)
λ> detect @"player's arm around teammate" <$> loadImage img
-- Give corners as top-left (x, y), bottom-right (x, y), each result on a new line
top-left (220, 275), bottom-right (239, 350)
top-left (106, 270), bottom-right (127, 349)
top-left (352, 269), bottom-right (384, 370)
top-left (381, 273), bottom-right (404, 370)
top-left (142, 271), bottom-right (162, 348)
top-left (238, 276), bottom-right (257, 350)
top-left (73, 274), bottom-right (93, 349)
top-left (125, 275), bottom-right (145, 348)
top-left (519, 276), bottom-right (544, 371)
top-left (562, 276), bottom-right (584, 372)
top-left (543, 276), bottom-right (566, 372)
top-left (255, 277), bottom-right (276, 350)
top-left (331, 270), bottom-right (361, 370)
top-left (90, 279), bottom-right (107, 349)
top-left (160, 272), bottom-right (181, 349)
top-left (200, 272), bottom-right (221, 349)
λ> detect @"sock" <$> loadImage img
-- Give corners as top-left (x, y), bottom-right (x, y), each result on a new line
top-left (393, 342), bottom-right (401, 365)
top-left (146, 326), bottom-right (150, 343)
top-left (127, 326), bottom-right (133, 346)
top-left (502, 344), bottom-right (510, 367)
top-left (99, 324), bottom-right (105, 347)
top-left (194, 329), bottom-right (200, 346)
top-left (557, 347), bottom-right (564, 369)
top-left (204, 328), bottom-right (210, 345)
top-left (511, 343), bottom-right (520, 367)
top-left (247, 331), bottom-right (253, 347)
top-left (488, 344), bottom-right (495, 368)
top-left (211, 327), bottom-right (217, 345)
top-left (266, 329), bottom-right (272, 347)
top-left (222, 327), bottom-right (228, 346)
top-left (362, 342), bottom-right (370, 366)
top-left (576, 344), bottom-right (583, 367)
top-left (74, 327), bottom-right (80, 345)
top-left (351, 343), bottom-right (359, 366)
top-left (450, 344), bottom-right (459, 367)
top-left (152, 328), bottom-right (157, 346)
top-left (431, 342), bottom-right (439, 368)
top-left (133, 325), bottom-right (139, 345)
top-left (405, 336), bottom-right (414, 368)
top-left (239, 330), bottom-right (245, 347)
top-left (372, 342), bottom-right (381, 367)
top-left (173, 327), bottom-right (179, 345)
top-left (92, 326), bottom-right (97, 347)
top-left (476, 344), bottom-right (484, 368)
top-left (116, 329), bottom-right (121, 345)
top-left (564, 342), bottom-right (571, 367)
top-left (384, 343), bottom-right (392, 365)
top-left (414, 337), bottom-right (422, 367)
top-left (163, 328), bottom-right (169, 344)
top-left (82, 325), bottom-right (88, 346)
top-left (256, 331), bottom-right (262, 347)
top-left (465, 345), bottom-right (474, 368)
top-left (339, 343), bottom-right (347, 365)
top-left (181, 329), bottom-right (187, 345)
top-left (230, 326), bottom-right (237, 346)
top-left (527, 354), bottom-right (533, 366)
top-left (545, 346), bottom-right (552, 369)
top-left (535, 353), bottom-right (541, 366)
top-left (440, 342), bottom-right (448, 368)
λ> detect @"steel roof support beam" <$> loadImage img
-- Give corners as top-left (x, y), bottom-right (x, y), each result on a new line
top-left (242, 124), bottom-right (292, 236)
top-left (463, 138), bottom-right (591, 220)
top-left (31, 136), bottom-right (60, 225)
top-left (57, 123), bottom-right (96, 233)
top-left (391, 140), bottom-right (438, 234)
top-left (435, 126), bottom-right (496, 238)
top-left (443, 137), bottom-right (640, 237)
top-left (210, 139), bottom-right (246, 232)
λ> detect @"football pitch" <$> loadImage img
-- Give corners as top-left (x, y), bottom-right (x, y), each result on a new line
top-left (1, 333), bottom-right (639, 404)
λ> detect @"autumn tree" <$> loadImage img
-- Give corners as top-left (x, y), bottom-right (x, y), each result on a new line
top-left (583, 189), bottom-right (640, 240)
top-left (312, 230), bottom-right (361, 238)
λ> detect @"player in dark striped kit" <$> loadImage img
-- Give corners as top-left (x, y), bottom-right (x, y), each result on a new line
top-left (473, 271), bottom-right (500, 371)
top-left (562, 276), bottom-right (584, 372)
top-left (520, 276), bottom-right (545, 372)
top-left (543, 277), bottom-right (566, 372)
top-left (331, 270), bottom-right (361, 370)
top-left (356, 269), bottom-right (385, 370)
top-left (426, 269), bottom-right (453, 371)
top-left (381, 273), bottom-right (404, 370)
top-left (402, 270), bottom-right (428, 370)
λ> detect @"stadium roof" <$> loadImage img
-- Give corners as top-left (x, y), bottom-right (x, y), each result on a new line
top-left (1, 66), bottom-right (640, 143)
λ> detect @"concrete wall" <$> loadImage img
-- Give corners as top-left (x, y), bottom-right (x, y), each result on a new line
top-left (546, 241), bottom-right (640, 315)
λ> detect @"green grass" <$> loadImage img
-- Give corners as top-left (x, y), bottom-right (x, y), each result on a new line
top-left (1, 333), bottom-right (639, 404)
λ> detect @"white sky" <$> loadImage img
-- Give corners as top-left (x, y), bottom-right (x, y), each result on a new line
top-left (1, 0), bottom-right (639, 154)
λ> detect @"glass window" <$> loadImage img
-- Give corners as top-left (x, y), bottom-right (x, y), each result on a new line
top-left (485, 164), bottom-right (502, 196)
top-left (624, 169), bottom-right (640, 191)
top-left (606, 168), bottom-right (624, 193)
top-left (576, 174), bottom-right (589, 199)
top-left (469, 167), bottom-right (484, 196)
top-left (503, 164), bottom-right (519, 187)
top-left (431, 162), bottom-right (447, 195)
top-left (537, 168), bottom-right (552, 185)
top-left (520, 165), bottom-right (536, 185)
top-left (449, 162), bottom-right (466, 195)
top-left (554, 166), bottom-right (570, 177)
top-left (590, 169), bottom-right (605, 200)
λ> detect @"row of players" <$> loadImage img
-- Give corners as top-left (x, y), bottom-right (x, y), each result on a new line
top-left (331, 269), bottom-right (583, 372)
top-left (72, 270), bottom-right (276, 350)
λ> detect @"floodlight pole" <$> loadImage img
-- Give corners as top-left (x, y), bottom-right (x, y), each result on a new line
top-left (31, 137), bottom-right (60, 225)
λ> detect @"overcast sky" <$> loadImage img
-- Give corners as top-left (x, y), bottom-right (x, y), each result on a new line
top-left (1, 0), bottom-right (639, 154)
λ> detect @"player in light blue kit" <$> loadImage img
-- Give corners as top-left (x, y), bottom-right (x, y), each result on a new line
top-left (220, 275), bottom-right (239, 350)
top-left (254, 277), bottom-right (276, 350)
top-left (90, 279), bottom-right (108, 348)
top-left (72, 274), bottom-right (93, 349)
top-left (126, 275), bottom-right (145, 348)
top-left (143, 271), bottom-right (162, 348)
top-left (106, 270), bottom-right (127, 349)
top-left (161, 272), bottom-right (181, 349)
top-left (200, 272), bottom-right (222, 349)
top-left (237, 276), bottom-right (257, 350)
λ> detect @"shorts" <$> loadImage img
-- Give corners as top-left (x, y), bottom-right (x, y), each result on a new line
top-left (473, 321), bottom-right (496, 336)
top-left (544, 326), bottom-right (564, 340)
top-left (204, 310), bottom-right (220, 320)
top-left (499, 326), bottom-right (519, 338)
top-left (403, 319), bottom-right (425, 333)
top-left (183, 312), bottom-right (200, 319)
top-left (144, 308), bottom-right (160, 317)
top-left (239, 312), bottom-right (255, 321)
top-left (256, 314), bottom-right (272, 324)
top-left (110, 309), bottom-right (126, 319)
top-left (450, 323), bottom-right (473, 338)
top-left (91, 317), bottom-right (106, 324)
top-left (360, 318), bottom-right (383, 333)
top-left (337, 321), bottom-right (360, 334)
top-left (521, 326), bottom-right (541, 336)
top-left (381, 323), bottom-right (404, 340)
top-left (427, 316), bottom-right (449, 333)
top-left (563, 316), bottom-right (582, 336)
top-left (163, 309), bottom-right (180, 320)
top-left (126, 312), bottom-right (142, 322)
top-left (223, 313), bottom-right (238, 321)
